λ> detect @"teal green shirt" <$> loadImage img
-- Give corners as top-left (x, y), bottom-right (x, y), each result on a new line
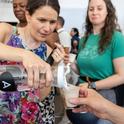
top-left (77, 31), bottom-right (124, 83)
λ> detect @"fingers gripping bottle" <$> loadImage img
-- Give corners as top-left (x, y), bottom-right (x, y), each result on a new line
top-left (0, 49), bottom-right (64, 92)
top-left (0, 50), bottom-right (77, 92)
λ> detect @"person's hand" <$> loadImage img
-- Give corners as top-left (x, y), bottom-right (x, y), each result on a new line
top-left (63, 47), bottom-right (70, 64)
top-left (22, 50), bottom-right (53, 89)
top-left (70, 62), bottom-right (79, 75)
top-left (79, 83), bottom-right (88, 88)
top-left (52, 43), bottom-right (65, 63)
top-left (64, 54), bottom-right (69, 64)
top-left (51, 43), bottom-right (70, 64)
top-left (69, 87), bottom-right (109, 120)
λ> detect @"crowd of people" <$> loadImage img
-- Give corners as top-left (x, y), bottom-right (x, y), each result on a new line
top-left (0, 0), bottom-right (124, 124)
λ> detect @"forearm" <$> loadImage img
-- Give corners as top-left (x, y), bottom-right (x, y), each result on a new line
top-left (104, 100), bottom-right (124, 124)
top-left (96, 74), bottom-right (124, 90)
top-left (0, 43), bottom-right (29, 62)
top-left (70, 61), bottom-right (80, 75)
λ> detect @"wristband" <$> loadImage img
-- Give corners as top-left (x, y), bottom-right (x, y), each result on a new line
top-left (88, 82), bottom-right (96, 90)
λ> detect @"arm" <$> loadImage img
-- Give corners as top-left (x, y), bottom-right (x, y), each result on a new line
top-left (95, 57), bottom-right (124, 90)
top-left (73, 40), bottom-right (78, 48)
top-left (70, 61), bottom-right (80, 75)
top-left (0, 23), bottom-right (13, 44)
top-left (69, 88), bottom-right (124, 124)
top-left (105, 101), bottom-right (124, 124)
top-left (0, 43), bottom-right (53, 89)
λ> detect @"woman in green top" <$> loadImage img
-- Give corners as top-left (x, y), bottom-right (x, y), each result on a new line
top-left (66, 0), bottom-right (124, 124)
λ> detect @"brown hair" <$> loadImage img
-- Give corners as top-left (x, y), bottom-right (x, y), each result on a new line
top-left (26, 0), bottom-right (60, 15)
top-left (83, 0), bottom-right (121, 53)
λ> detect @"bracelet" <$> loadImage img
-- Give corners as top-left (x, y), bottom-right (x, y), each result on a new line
top-left (88, 82), bottom-right (96, 90)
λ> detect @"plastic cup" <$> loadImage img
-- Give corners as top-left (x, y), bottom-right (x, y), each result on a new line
top-left (63, 84), bottom-right (79, 109)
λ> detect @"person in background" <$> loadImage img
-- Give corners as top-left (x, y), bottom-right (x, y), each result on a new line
top-left (56, 16), bottom-right (71, 52)
top-left (13, 0), bottom-right (28, 27)
top-left (0, 0), bottom-right (28, 41)
top-left (66, 0), bottom-right (124, 124)
top-left (70, 27), bottom-right (80, 54)
top-left (46, 30), bottom-right (60, 51)
top-left (0, 0), bottom-right (66, 123)
top-left (69, 87), bottom-right (124, 124)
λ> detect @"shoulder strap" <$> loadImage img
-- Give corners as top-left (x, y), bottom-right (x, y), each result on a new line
top-left (12, 26), bottom-right (19, 35)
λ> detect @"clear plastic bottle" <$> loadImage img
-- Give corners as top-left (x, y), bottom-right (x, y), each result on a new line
top-left (52, 61), bottom-right (67, 88)
top-left (0, 52), bottom-right (78, 91)
top-left (0, 63), bottom-right (68, 91)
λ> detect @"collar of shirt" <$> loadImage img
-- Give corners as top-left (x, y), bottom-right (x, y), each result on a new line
top-left (57, 28), bottom-right (65, 34)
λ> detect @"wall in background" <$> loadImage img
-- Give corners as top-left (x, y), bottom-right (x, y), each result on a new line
top-left (59, 0), bottom-right (124, 34)
top-left (0, 0), bottom-right (18, 22)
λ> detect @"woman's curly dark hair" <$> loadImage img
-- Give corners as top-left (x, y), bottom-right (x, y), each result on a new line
top-left (83, 0), bottom-right (121, 53)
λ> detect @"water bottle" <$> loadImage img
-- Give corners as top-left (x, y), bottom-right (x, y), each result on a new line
top-left (0, 49), bottom-right (77, 92)
top-left (0, 48), bottom-right (65, 91)
top-left (47, 48), bottom-right (68, 88)
top-left (0, 48), bottom-right (55, 92)
top-left (0, 63), bottom-right (67, 92)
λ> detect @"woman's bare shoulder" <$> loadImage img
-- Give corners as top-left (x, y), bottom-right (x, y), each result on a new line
top-left (0, 23), bottom-right (13, 43)
top-left (0, 22), bottom-right (13, 33)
